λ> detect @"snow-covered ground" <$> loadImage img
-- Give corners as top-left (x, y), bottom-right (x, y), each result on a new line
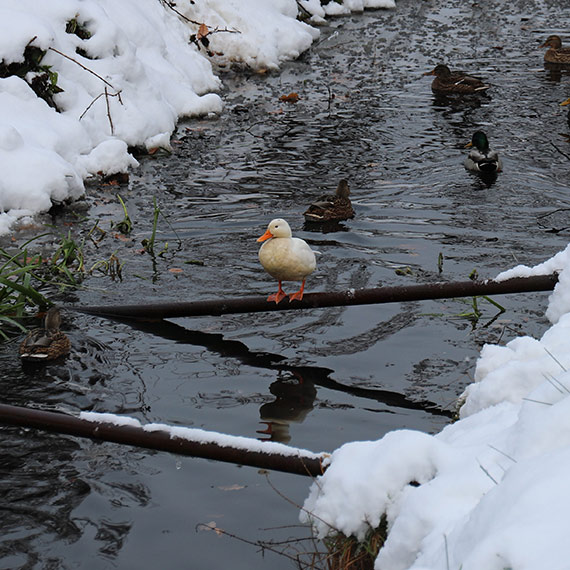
top-left (5, 1), bottom-right (570, 568)
top-left (0, 0), bottom-right (394, 236)
top-left (302, 245), bottom-right (570, 569)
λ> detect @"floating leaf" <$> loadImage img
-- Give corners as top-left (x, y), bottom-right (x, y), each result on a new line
top-left (279, 92), bottom-right (299, 103)
top-left (218, 484), bottom-right (246, 491)
top-left (200, 521), bottom-right (224, 536)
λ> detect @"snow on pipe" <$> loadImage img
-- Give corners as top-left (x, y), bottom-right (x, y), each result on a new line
top-left (71, 275), bottom-right (558, 320)
top-left (0, 404), bottom-right (328, 477)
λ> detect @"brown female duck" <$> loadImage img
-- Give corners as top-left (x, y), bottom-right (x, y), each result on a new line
top-left (423, 64), bottom-right (490, 94)
top-left (540, 35), bottom-right (570, 65)
top-left (20, 307), bottom-right (71, 361)
top-left (303, 179), bottom-right (355, 223)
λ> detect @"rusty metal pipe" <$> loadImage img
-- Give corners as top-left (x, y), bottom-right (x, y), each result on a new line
top-left (71, 274), bottom-right (558, 320)
top-left (0, 404), bottom-right (327, 477)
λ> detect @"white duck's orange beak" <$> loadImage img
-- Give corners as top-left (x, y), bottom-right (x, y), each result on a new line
top-left (257, 229), bottom-right (273, 242)
top-left (560, 98), bottom-right (570, 107)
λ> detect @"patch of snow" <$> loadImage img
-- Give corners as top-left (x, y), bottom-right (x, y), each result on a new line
top-left (302, 243), bottom-right (570, 569)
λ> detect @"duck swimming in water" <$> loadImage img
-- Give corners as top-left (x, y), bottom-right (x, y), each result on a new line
top-left (540, 35), bottom-right (570, 65)
top-left (20, 307), bottom-right (71, 361)
top-left (423, 64), bottom-right (490, 95)
top-left (304, 179), bottom-right (355, 223)
top-left (257, 219), bottom-right (317, 303)
top-left (464, 131), bottom-right (502, 174)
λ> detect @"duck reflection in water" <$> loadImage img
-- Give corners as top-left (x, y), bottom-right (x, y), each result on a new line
top-left (257, 371), bottom-right (316, 444)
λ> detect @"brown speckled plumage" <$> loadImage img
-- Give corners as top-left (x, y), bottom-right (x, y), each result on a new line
top-left (303, 179), bottom-right (355, 223)
top-left (423, 64), bottom-right (490, 95)
top-left (20, 307), bottom-right (70, 361)
top-left (541, 35), bottom-right (570, 65)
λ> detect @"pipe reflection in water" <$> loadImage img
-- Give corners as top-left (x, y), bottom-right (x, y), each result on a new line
top-left (114, 317), bottom-right (454, 432)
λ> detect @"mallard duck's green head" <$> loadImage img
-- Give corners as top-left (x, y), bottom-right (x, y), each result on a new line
top-left (423, 64), bottom-right (451, 78)
top-left (466, 131), bottom-right (490, 151)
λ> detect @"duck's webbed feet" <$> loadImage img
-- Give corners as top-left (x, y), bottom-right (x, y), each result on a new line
top-left (267, 281), bottom-right (287, 304)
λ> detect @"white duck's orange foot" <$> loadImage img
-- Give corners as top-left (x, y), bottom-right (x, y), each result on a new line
top-left (267, 282), bottom-right (287, 304)
top-left (267, 291), bottom-right (286, 303)
top-left (288, 280), bottom-right (306, 302)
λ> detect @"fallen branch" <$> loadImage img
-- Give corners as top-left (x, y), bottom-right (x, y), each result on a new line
top-left (0, 404), bottom-right (327, 477)
top-left (70, 274), bottom-right (558, 321)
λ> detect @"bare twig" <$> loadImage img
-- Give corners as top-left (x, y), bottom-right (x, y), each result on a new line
top-left (478, 461), bottom-right (499, 485)
top-left (543, 347), bottom-right (568, 372)
top-left (296, 1), bottom-right (313, 18)
top-left (487, 444), bottom-right (517, 464)
top-left (158, 0), bottom-right (240, 34)
top-left (537, 207), bottom-right (570, 220)
top-left (195, 523), bottom-right (302, 564)
top-left (550, 141), bottom-right (570, 161)
top-left (264, 472), bottom-right (339, 535)
top-left (47, 45), bottom-right (123, 134)
top-left (48, 46), bottom-right (116, 89)
top-left (104, 86), bottom-right (114, 134)
top-left (78, 89), bottom-right (122, 135)
top-left (78, 92), bottom-right (104, 120)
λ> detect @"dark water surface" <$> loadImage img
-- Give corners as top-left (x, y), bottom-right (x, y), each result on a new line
top-left (2, 0), bottom-right (570, 568)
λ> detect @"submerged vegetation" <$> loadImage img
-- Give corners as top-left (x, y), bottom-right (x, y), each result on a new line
top-left (0, 232), bottom-right (86, 339)
top-left (0, 193), bottom-right (187, 340)
top-left (205, 472), bottom-right (389, 570)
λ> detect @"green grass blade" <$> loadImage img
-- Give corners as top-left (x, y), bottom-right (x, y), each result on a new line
top-left (0, 275), bottom-right (48, 307)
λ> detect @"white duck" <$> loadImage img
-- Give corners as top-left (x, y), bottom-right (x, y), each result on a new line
top-left (257, 218), bottom-right (317, 303)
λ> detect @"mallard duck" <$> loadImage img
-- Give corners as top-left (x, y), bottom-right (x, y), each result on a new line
top-left (20, 307), bottom-right (71, 361)
top-left (464, 131), bottom-right (502, 174)
top-left (540, 35), bottom-right (570, 64)
top-left (303, 179), bottom-right (355, 223)
top-left (257, 219), bottom-right (317, 303)
top-left (423, 64), bottom-right (490, 94)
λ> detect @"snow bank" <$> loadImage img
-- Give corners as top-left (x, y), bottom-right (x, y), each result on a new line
top-left (302, 245), bottom-right (570, 569)
top-left (184, 0), bottom-right (319, 69)
top-left (3, 0), bottom-right (400, 236)
top-left (0, 0), bottom-right (223, 235)
top-left (300, 0), bottom-right (395, 23)
top-left (0, 0), bottom-right (399, 235)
